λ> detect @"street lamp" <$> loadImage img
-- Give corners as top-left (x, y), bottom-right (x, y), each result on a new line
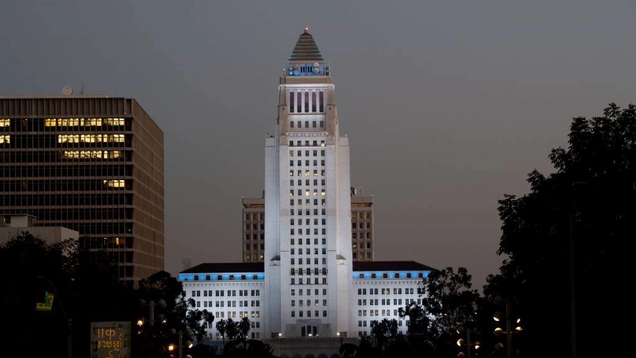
top-left (456, 324), bottom-right (480, 358)
top-left (37, 276), bottom-right (72, 358)
top-left (493, 301), bottom-right (522, 358)
top-left (278, 332), bottom-right (282, 356)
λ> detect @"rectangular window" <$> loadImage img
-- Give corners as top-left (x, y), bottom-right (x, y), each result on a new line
top-left (290, 92), bottom-right (295, 112)
top-left (312, 92), bottom-right (317, 112)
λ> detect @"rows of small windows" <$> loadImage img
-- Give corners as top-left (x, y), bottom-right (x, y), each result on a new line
top-left (352, 242), bottom-right (372, 250)
top-left (289, 189), bottom-right (327, 197)
top-left (358, 310), bottom-right (409, 319)
top-left (290, 277), bottom-right (327, 285)
top-left (290, 238), bottom-right (326, 246)
top-left (0, 193), bottom-right (131, 207)
top-left (289, 159), bottom-right (326, 167)
top-left (290, 169), bottom-right (326, 177)
top-left (290, 228), bottom-right (327, 235)
top-left (0, 118), bottom-right (130, 132)
top-left (354, 253), bottom-right (373, 260)
top-left (57, 134), bottom-right (125, 143)
top-left (290, 310), bottom-right (328, 318)
top-left (244, 253), bottom-right (264, 261)
top-left (245, 242), bottom-right (264, 251)
top-left (244, 213), bottom-right (264, 221)
top-left (0, 164), bottom-right (131, 177)
top-left (183, 272), bottom-right (265, 281)
top-left (204, 310), bottom-right (260, 319)
top-left (352, 232), bottom-right (372, 239)
top-left (290, 257), bottom-right (327, 266)
top-left (244, 223), bottom-right (264, 231)
top-left (289, 199), bottom-right (326, 207)
top-left (290, 298), bottom-right (328, 307)
top-left (290, 149), bottom-right (325, 157)
top-left (290, 120), bottom-right (324, 129)
top-left (289, 91), bottom-right (324, 113)
top-left (353, 222), bottom-right (372, 229)
top-left (357, 298), bottom-right (419, 307)
top-left (191, 289), bottom-right (261, 297)
top-left (198, 300), bottom-right (261, 308)
top-left (290, 179), bottom-right (326, 187)
top-left (289, 267), bottom-right (328, 275)
top-left (289, 140), bottom-right (326, 147)
top-left (0, 135), bottom-right (129, 149)
top-left (61, 150), bottom-right (124, 159)
top-left (289, 247), bottom-right (327, 256)
top-left (357, 288), bottom-right (422, 295)
top-left (45, 118), bottom-right (125, 127)
top-left (355, 270), bottom-right (429, 279)
top-left (0, 208), bottom-right (130, 222)
top-left (289, 217), bottom-right (327, 226)
top-left (352, 212), bottom-right (373, 220)
top-left (0, 179), bottom-right (130, 191)
top-left (290, 208), bottom-right (326, 216)
top-left (82, 237), bottom-right (133, 250)
top-left (0, 150), bottom-right (130, 163)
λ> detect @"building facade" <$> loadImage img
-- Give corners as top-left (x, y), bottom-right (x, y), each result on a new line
top-left (241, 190), bottom-right (373, 263)
top-left (180, 30), bottom-right (435, 357)
top-left (0, 95), bottom-right (164, 287)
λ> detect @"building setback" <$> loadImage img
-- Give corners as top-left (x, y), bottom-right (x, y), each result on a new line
top-left (179, 29), bottom-right (434, 357)
top-left (0, 95), bottom-right (164, 287)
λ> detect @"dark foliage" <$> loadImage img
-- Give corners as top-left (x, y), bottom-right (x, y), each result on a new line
top-left (491, 103), bottom-right (634, 358)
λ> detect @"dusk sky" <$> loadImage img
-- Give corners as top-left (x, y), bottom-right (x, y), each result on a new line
top-left (2, 0), bottom-right (635, 288)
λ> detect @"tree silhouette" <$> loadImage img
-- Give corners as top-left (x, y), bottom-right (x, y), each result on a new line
top-left (494, 103), bottom-right (634, 358)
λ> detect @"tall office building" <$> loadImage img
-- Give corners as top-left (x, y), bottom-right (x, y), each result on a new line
top-left (241, 190), bottom-right (373, 263)
top-left (0, 94), bottom-right (164, 287)
top-left (263, 27), bottom-right (354, 338)
top-left (179, 30), bottom-right (434, 357)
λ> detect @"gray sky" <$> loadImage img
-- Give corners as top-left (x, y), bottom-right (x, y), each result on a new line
top-left (2, 0), bottom-right (635, 289)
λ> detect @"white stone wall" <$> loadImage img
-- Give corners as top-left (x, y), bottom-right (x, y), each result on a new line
top-left (181, 278), bottom-right (266, 339)
top-left (352, 276), bottom-right (428, 337)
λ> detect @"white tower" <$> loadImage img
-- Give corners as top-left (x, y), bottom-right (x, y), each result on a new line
top-left (263, 28), bottom-right (353, 339)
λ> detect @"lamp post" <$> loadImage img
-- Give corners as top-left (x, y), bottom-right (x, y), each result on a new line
top-left (493, 301), bottom-right (522, 358)
top-left (167, 329), bottom-right (193, 358)
top-left (278, 332), bottom-right (282, 356)
top-left (37, 276), bottom-right (72, 358)
top-left (456, 320), bottom-right (480, 358)
top-left (569, 181), bottom-right (587, 358)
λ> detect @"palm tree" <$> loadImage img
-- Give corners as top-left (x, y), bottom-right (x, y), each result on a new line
top-left (225, 318), bottom-right (238, 341)
top-left (216, 319), bottom-right (226, 354)
top-left (238, 316), bottom-right (251, 349)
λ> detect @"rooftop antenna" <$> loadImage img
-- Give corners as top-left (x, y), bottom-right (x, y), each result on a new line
top-left (80, 82), bottom-right (84, 95)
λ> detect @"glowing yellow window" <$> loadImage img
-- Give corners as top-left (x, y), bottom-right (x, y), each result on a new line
top-left (0, 119), bottom-right (9, 127)
top-left (104, 179), bottom-right (125, 188)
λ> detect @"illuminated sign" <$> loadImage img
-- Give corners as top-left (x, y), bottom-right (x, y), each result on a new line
top-left (90, 321), bottom-right (131, 358)
top-left (35, 291), bottom-right (54, 311)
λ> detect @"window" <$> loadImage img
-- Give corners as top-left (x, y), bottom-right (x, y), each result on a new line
top-left (290, 92), bottom-right (295, 112)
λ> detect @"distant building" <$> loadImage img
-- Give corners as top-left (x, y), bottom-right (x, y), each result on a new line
top-left (241, 190), bottom-right (374, 262)
top-left (0, 213), bottom-right (79, 246)
top-left (180, 29), bottom-right (435, 358)
top-left (0, 95), bottom-right (164, 287)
